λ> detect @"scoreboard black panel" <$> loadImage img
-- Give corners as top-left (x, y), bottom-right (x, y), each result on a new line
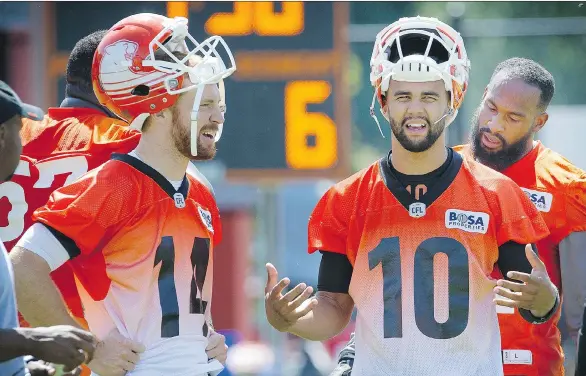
top-left (49, 2), bottom-right (351, 181)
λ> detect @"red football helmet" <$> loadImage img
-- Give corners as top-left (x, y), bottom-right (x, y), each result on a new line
top-left (368, 16), bottom-right (470, 135)
top-left (92, 13), bottom-right (236, 156)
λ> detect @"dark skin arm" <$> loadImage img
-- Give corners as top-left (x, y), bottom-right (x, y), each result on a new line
top-left (0, 326), bottom-right (96, 372)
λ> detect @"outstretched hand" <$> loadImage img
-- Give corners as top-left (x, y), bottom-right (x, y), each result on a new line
top-left (494, 244), bottom-right (558, 318)
top-left (264, 263), bottom-right (318, 332)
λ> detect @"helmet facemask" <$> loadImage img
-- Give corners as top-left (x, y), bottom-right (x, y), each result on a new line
top-left (369, 17), bottom-right (470, 137)
top-left (135, 16), bottom-right (236, 157)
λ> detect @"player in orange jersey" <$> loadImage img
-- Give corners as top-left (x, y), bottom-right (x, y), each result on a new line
top-left (9, 13), bottom-right (235, 376)
top-left (264, 17), bottom-right (560, 376)
top-left (2, 28), bottom-right (225, 375)
top-left (330, 57), bottom-right (586, 376)
top-left (463, 57), bottom-right (586, 376)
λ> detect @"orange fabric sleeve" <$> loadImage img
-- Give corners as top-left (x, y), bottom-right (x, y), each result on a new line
top-left (307, 181), bottom-right (356, 256)
top-left (566, 172), bottom-right (586, 233)
top-left (490, 180), bottom-right (550, 247)
top-left (32, 164), bottom-right (129, 256)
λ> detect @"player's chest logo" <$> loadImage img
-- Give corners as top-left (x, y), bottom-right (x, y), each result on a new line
top-left (173, 193), bottom-right (186, 208)
top-left (408, 202), bottom-right (426, 218)
top-left (445, 209), bottom-right (490, 234)
top-left (198, 206), bottom-right (214, 233)
top-left (520, 188), bottom-right (553, 212)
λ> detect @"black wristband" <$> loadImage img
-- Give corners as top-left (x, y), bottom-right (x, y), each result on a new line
top-left (518, 290), bottom-right (560, 324)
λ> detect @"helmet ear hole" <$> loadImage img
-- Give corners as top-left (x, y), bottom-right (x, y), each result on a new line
top-left (161, 35), bottom-right (172, 45)
top-left (131, 85), bottom-right (150, 96)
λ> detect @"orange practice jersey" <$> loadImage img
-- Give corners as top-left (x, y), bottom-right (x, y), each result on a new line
top-left (308, 151), bottom-right (549, 376)
top-left (0, 107), bottom-right (139, 320)
top-left (31, 154), bottom-right (223, 375)
top-left (456, 142), bottom-right (586, 376)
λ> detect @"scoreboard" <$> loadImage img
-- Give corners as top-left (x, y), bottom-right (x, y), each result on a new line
top-left (46, 2), bottom-right (351, 181)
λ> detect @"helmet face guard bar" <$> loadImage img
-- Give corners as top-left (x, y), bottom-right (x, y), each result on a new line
top-left (368, 17), bottom-right (470, 134)
top-left (144, 17), bottom-right (236, 156)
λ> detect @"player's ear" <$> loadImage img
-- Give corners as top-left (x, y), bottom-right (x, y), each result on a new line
top-left (533, 112), bottom-right (549, 133)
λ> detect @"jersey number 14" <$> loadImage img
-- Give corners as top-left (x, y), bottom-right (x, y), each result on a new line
top-left (154, 236), bottom-right (211, 338)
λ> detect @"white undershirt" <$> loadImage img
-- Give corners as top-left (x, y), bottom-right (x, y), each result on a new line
top-left (128, 150), bottom-right (183, 190)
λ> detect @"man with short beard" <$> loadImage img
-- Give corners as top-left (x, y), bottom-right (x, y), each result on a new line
top-left (265, 17), bottom-right (559, 376)
top-left (330, 57), bottom-right (586, 376)
top-left (9, 13), bottom-right (236, 376)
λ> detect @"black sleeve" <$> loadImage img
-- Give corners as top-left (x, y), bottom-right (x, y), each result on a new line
top-left (496, 241), bottom-right (532, 278)
top-left (43, 223), bottom-right (81, 259)
top-left (317, 251), bottom-right (353, 294)
top-left (497, 241), bottom-right (560, 324)
top-left (577, 304), bottom-right (586, 376)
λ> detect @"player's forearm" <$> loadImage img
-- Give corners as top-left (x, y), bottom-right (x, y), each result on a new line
top-left (0, 328), bottom-right (37, 361)
top-left (288, 291), bottom-right (354, 341)
top-left (10, 247), bottom-right (81, 329)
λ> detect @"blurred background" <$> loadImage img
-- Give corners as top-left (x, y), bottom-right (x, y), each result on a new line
top-left (1, 1), bottom-right (585, 375)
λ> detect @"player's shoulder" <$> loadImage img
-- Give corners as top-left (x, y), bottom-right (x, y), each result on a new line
top-left (22, 107), bottom-right (139, 157)
top-left (326, 158), bottom-right (384, 200)
top-left (460, 155), bottom-right (521, 196)
top-left (186, 163), bottom-right (215, 197)
top-left (65, 154), bottom-right (141, 193)
top-left (535, 143), bottom-right (586, 190)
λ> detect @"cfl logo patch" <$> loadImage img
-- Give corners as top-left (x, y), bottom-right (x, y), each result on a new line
top-left (521, 188), bottom-right (553, 212)
top-left (173, 193), bottom-right (186, 209)
top-left (409, 202), bottom-right (426, 218)
top-left (445, 209), bottom-right (490, 234)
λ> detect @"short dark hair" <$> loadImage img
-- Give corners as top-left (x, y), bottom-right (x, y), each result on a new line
top-left (65, 30), bottom-right (108, 97)
top-left (490, 57), bottom-right (555, 110)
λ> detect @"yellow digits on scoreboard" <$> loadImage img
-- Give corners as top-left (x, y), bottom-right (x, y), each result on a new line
top-left (285, 81), bottom-right (337, 170)
top-left (166, 2), bottom-right (189, 19)
top-left (205, 2), bottom-right (304, 36)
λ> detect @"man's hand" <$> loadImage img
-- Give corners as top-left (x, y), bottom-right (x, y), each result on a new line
top-left (87, 328), bottom-right (145, 376)
top-left (264, 263), bottom-right (317, 332)
top-left (206, 330), bottom-right (228, 365)
top-left (25, 326), bottom-right (96, 373)
top-left (26, 359), bottom-right (56, 376)
top-left (26, 361), bottom-right (83, 376)
top-left (494, 244), bottom-right (558, 317)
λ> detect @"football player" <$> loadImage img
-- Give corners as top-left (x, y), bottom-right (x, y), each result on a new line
top-left (2, 28), bottom-right (225, 375)
top-left (332, 58), bottom-right (586, 376)
top-left (265, 16), bottom-right (560, 376)
top-left (462, 57), bottom-right (586, 376)
top-left (9, 13), bottom-right (235, 376)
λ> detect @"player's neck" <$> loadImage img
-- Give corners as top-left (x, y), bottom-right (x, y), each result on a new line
top-left (134, 135), bottom-right (189, 182)
top-left (391, 136), bottom-right (448, 175)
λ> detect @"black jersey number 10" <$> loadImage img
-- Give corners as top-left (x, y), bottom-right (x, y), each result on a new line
top-left (368, 236), bottom-right (470, 339)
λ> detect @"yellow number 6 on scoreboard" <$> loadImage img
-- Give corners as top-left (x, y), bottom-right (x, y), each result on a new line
top-left (285, 81), bottom-right (338, 170)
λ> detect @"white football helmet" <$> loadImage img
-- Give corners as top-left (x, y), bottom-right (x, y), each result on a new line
top-left (369, 16), bottom-right (470, 135)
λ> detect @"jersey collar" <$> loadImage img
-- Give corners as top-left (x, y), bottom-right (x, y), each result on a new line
top-left (110, 153), bottom-right (189, 200)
